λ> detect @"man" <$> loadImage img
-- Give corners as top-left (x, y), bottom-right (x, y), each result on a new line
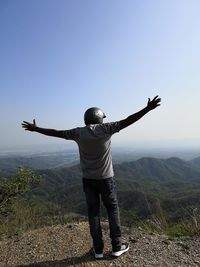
top-left (22, 95), bottom-right (161, 259)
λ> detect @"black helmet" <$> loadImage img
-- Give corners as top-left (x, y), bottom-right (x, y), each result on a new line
top-left (84, 107), bottom-right (106, 125)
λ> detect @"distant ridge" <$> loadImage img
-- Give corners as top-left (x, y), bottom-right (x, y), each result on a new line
top-left (114, 157), bottom-right (200, 182)
top-left (190, 156), bottom-right (200, 169)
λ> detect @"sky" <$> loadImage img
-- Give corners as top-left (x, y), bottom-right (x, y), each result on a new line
top-left (0, 0), bottom-right (200, 153)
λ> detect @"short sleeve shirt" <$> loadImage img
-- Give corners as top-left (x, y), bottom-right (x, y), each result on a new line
top-left (63, 122), bottom-right (121, 179)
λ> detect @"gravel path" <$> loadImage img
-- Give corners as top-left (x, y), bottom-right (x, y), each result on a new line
top-left (0, 221), bottom-right (199, 267)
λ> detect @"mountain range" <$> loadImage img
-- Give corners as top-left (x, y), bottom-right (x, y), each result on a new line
top-left (1, 153), bottom-right (200, 223)
top-left (18, 156), bottom-right (199, 223)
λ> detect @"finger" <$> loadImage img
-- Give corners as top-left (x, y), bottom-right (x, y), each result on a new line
top-left (23, 121), bottom-right (30, 125)
top-left (153, 95), bottom-right (159, 101)
top-left (156, 98), bottom-right (161, 103)
top-left (33, 119), bottom-right (36, 125)
top-left (22, 125), bottom-right (29, 129)
top-left (148, 98), bottom-right (150, 103)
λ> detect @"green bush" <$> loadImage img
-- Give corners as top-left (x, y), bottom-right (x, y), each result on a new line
top-left (0, 168), bottom-right (42, 237)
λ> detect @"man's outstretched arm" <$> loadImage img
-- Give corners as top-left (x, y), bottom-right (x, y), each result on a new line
top-left (21, 119), bottom-right (65, 138)
top-left (119, 95), bottom-right (161, 130)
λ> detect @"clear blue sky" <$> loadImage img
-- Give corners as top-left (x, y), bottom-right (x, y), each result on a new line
top-left (1, 0), bottom-right (200, 152)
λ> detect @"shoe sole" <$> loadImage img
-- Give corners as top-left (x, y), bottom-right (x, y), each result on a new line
top-left (111, 246), bottom-right (129, 257)
top-left (94, 251), bottom-right (103, 259)
top-left (95, 254), bottom-right (103, 259)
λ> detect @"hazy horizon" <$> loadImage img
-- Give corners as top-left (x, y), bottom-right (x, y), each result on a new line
top-left (1, 141), bottom-right (200, 161)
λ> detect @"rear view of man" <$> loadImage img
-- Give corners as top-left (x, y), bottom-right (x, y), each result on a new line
top-left (22, 95), bottom-right (161, 259)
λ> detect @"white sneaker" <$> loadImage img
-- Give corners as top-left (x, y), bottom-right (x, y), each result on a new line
top-left (111, 243), bottom-right (129, 257)
top-left (93, 249), bottom-right (103, 259)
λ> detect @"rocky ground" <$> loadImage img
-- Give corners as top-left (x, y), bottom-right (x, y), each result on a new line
top-left (0, 220), bottom-right (200, 267)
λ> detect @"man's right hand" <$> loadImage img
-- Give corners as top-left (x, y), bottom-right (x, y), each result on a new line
top-left (21, 119), bottom-right (37, 131)
top-left (147, 95), bottom-right (161, 110)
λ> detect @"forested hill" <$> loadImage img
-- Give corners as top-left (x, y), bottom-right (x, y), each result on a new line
top-left (191, 156), bottom-right (200, 168)
top-left (0, 151), bottom-right (79, 174)
top-left (114, 157), bottom-right (200, 182)
top-left (1, 155), bottom-right (200, 223)
top-left (36, 156), bottom-right (200, 183)
top-left (17, 156), bottom-right (199, 224)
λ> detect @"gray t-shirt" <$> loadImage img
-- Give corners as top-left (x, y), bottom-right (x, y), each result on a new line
top-left (63, 122), bottom-right (121, 179)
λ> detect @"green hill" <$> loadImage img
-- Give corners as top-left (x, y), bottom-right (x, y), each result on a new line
top-left (21, 157), bottom-right (199, 224)
top-left (190, 156), bottom-right (200, 169)
top-left (1, 156), bottom-right (200, 230)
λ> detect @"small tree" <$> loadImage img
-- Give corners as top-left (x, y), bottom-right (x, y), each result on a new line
top-left (0, 167), bottom-right (41, 216)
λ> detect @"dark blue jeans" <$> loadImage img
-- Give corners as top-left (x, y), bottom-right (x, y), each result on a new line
top-left (83, 177), bottom-right (122, 253)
